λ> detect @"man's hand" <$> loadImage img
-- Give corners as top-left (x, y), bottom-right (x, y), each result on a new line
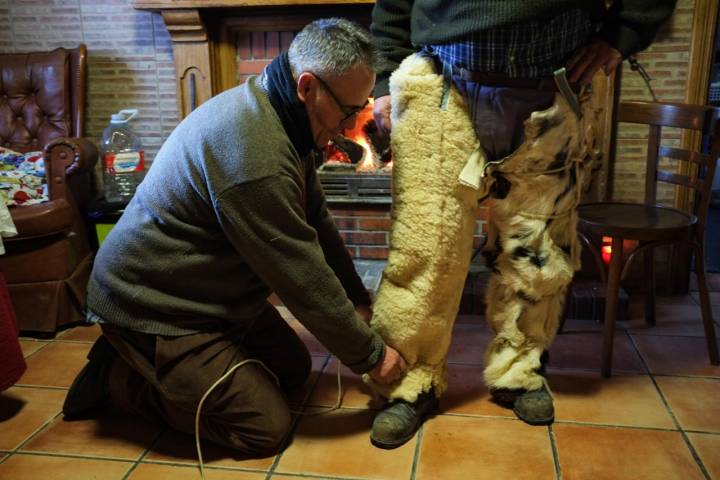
top-left (368, 346), bottom-right (407, 384)
top-left (355, 304), bottom-right (373, 325)
top-left (373, 95), bottom-right (392, 134)
top-left (566, 37), bottom-right (623, 86)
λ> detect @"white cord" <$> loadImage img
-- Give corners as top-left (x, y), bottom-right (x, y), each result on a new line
top-left (194, 357), bottom-right (343, 480)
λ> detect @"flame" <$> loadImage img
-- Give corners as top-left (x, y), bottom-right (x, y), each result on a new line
top-left (354, 135), bottom-right (376, 173)
top-left (601, 236), bottom-right (612, 264)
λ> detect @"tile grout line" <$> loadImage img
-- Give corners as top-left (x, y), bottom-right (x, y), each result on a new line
top-left (548, 425), bottom-right (562, 480)
top-left (17, 340), bottom-right (52, 361)
top-left (6, 410), bottom-right (64, 460)
top-left (409, 424), bottom-right (423, 480)
top-left (266, 354), bottom-right (334, 480)
top-left (627, 334), bottom-right (713, 480)
top-left (121, 426), bottom-right (166, 480)
top-left (266, 472), bottom-right (370, 480)
top-left (7, 450), bottom-right (137, 463)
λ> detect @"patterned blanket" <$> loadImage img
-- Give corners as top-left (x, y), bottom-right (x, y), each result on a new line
top-left (0, 148), bottom-right (48, 206)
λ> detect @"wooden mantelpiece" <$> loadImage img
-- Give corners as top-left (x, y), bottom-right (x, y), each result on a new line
top-left (135, 0), bottom-right (374, 119)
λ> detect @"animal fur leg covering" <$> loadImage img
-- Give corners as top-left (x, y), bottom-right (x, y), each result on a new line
top-left (482, 93), bottom-right (599, 392)
top-left (363, 54), bottom-right (488, 402)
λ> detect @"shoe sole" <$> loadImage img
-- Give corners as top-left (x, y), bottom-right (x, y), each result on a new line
top-left (370, 427), bottom-right (418, 450)
top-left (512, 406), bottom-right (555, 426)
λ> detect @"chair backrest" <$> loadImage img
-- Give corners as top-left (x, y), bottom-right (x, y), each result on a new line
top-left (616, 100), bottom-right (720, 230)
top-left (0, 44), bottom-right (87, 153)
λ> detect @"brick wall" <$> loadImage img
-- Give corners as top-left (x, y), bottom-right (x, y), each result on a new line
top-left (0, 0), bottom-right (178, 169)
top-left (0, 1), bottom-right (704, 259)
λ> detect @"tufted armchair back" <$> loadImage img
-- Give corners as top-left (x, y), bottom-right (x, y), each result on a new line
top-left (0, 45), bottom-right (86, 152)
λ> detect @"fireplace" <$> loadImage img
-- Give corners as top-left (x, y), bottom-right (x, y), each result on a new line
top-left (319, 98), bottom-right (392, 203)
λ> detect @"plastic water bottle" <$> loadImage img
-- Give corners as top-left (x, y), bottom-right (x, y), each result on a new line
top-left (101, 109), bottom-right (145, 203)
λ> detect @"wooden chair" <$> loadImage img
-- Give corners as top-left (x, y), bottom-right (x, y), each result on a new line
top-left (577, 100), bottom-right (720, 377)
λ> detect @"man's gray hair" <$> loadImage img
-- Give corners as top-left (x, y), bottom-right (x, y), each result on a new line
top-left (288, 18), bottom-right (383, 78)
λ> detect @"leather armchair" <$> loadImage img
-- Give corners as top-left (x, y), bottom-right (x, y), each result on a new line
top-left (0, 44), bottom-right (97, 335)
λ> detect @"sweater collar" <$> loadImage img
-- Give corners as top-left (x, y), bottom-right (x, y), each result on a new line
top-left (263, 53), bottom-right (316, 159)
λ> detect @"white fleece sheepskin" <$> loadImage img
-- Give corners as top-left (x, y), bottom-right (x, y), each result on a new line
top-left (363, 54), bottom-right (600, 401)
top-left (363, 54), bottom-right (487, 402)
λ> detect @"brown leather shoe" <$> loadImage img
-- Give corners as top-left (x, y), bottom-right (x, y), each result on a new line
top-left (370, 388), bottom-right (439, 449)
top-left (62, 335), bottom-right (117, 419)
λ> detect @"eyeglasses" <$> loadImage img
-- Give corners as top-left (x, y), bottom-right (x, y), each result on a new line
top-left (312, 73), bottom-right (369, 122)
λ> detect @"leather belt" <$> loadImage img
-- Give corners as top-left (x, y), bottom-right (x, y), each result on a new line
top-left (451, 67), bottom-right (580, 93)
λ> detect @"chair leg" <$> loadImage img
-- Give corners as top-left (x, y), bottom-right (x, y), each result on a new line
top-left (694, 245), bottom-right (719, 365)
top-left (644, 246), bottom-right (656, 326)
top-left (602, 237), bottom-right (624, 378)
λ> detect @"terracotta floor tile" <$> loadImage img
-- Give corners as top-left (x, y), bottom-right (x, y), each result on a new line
top-left (559, 318), bottom-right (605, 333)
top-left (549, 331), bottom-right (645, 373)
top-left (287, 355), bottom-right (328, 407)
top-left (554, 424), bottom-right (704, 480)
top-left (0, 453), bottom-right (132, 479)
top-left (272, 476), bottom-right (338, 480)
top-left (633, 335), bottom-right (720, 377)
top-left (454, 313), bottom-right (485, 325)
top-left (284, 317), bottom-right (328, 355)
top-left (21, 412), bottom-right (162, 460)
top-left (58, 324), bottom-right (102, 343)
top-left (306, 357), bottom-right (382, 409)
top-left (128, 462), bottom-right (266, 479)
top-left (18, 339), bottom-right (49, 358)
top-left (0, 386), bottom-right (65, 450)
top-left (447, 323), bottom-right (491, 364)
top-left (416, 416), bottom-right (554, 480)
top-left (624, 303), bottom-right (716, 337)
top-left (691, 291), bottom-right (720, 306)
top-left (276, 409), bottom-right (414, 479)
top-left (144, 429), bottom-right (275, 471)
top-left (687, 433), bottom-right (720, 479)
top-left (655, 376), bottom-right (720, 432)
top-left (17, 341), bottom-right (91, 388)
top-left (441, 363), bottom-right (512, 418)
top-left (550, 370), bottom-right (674, 428)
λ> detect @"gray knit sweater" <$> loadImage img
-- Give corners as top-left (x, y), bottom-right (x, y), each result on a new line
top-left (87, 75), bottom-right (385, 374)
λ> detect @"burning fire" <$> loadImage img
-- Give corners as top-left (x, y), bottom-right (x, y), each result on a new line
top-left (323, 97), bottom-right (392, 174)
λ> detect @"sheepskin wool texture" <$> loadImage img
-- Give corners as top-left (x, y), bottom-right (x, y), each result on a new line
top-left (363, 54), bottom-right (486, 402)
top-left (482, 91), bottom-right (600, 392)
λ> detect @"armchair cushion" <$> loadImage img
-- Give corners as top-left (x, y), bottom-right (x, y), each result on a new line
top-left (0, 149), bottom-right (49, 206)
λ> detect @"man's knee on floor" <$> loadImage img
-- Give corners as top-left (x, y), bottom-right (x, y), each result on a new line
top-left (223, 404), bottom-right (293, 456)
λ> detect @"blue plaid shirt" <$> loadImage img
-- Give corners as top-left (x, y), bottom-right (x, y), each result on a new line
top-left (429, 9), bottom-right (595, 78)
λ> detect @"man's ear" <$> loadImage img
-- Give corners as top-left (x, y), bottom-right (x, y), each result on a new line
top-left (296, 72), bottom-right (315, 103)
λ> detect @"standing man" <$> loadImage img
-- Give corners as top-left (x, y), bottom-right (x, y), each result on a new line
top-left (63, 18), bottom-right (406, 457)
top-left (368, 1), bottom-right (676, 448)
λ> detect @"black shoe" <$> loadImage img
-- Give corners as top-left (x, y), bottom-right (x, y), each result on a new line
top-left (62, 335), bottom-right (117, 419)
top-left (489, 350), bottom-right (554, 425)
top-left (513, 384), bottom-right (554, 425)
top-left (370, 388), bottom-right (439, 449)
